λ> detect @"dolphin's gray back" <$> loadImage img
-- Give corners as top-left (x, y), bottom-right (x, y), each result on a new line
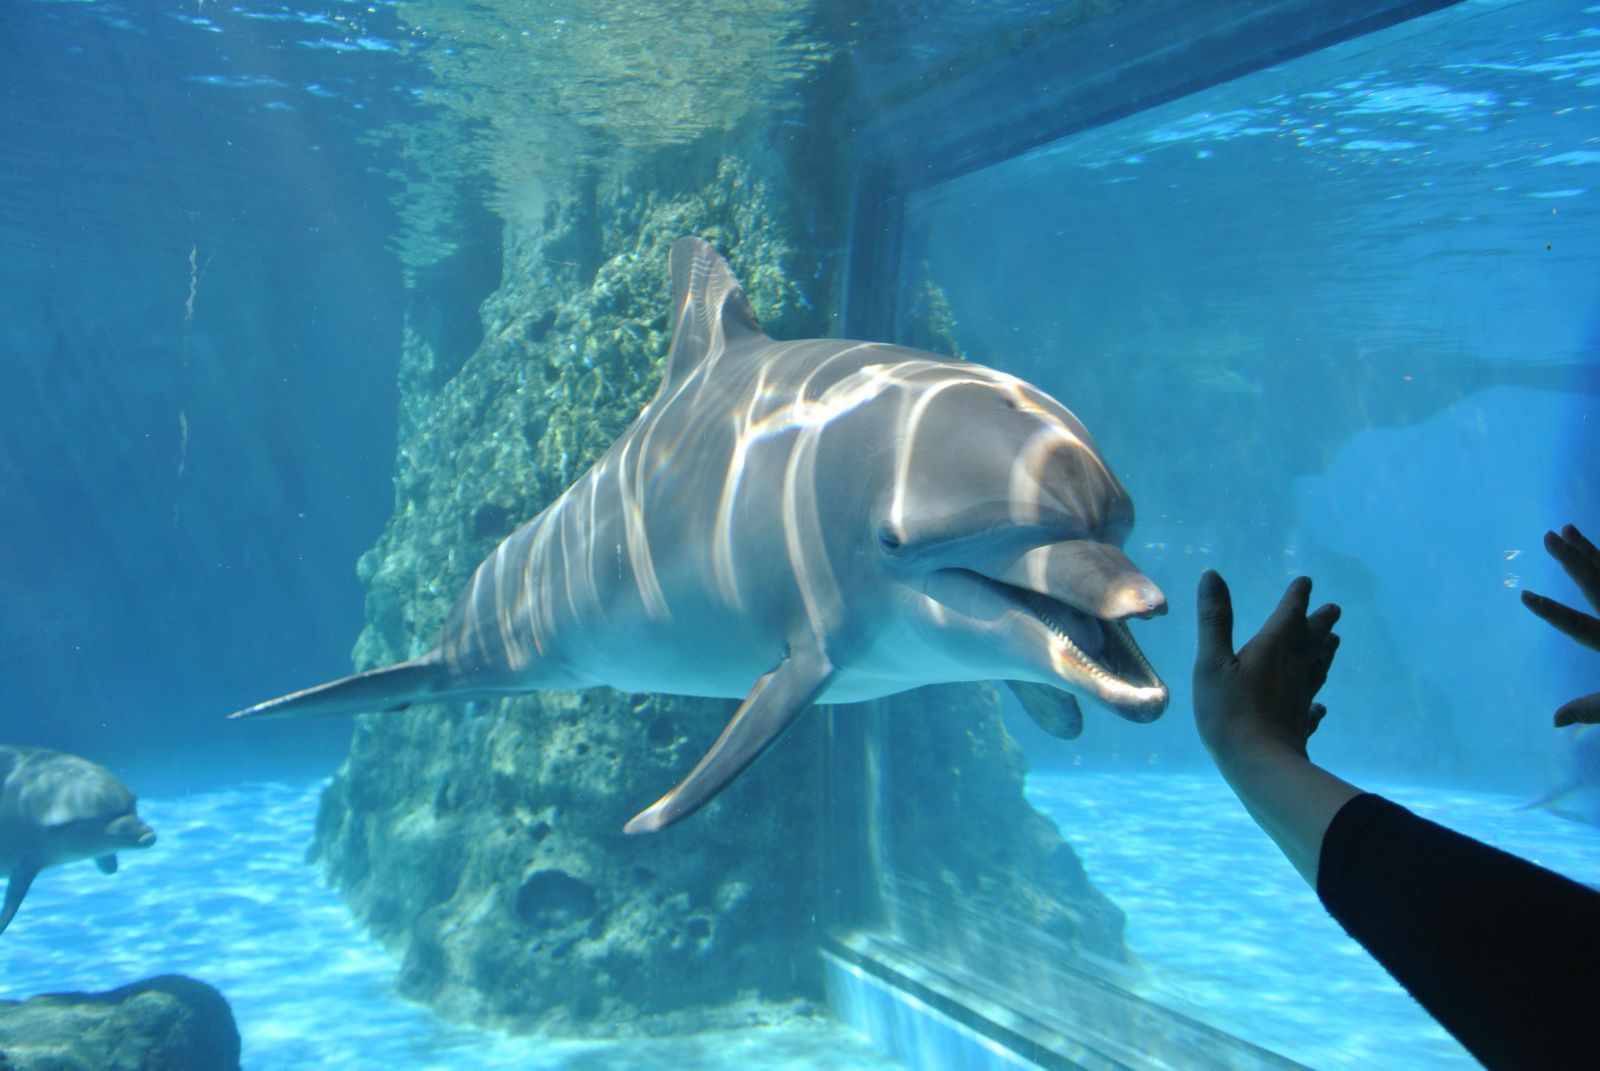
top-left (439, 328), bottom-right (917, 698)
top-left (437, 224), bottom-right (1122, 701)
top-left (0, 747), bottom-right (137, 829)
top-left (229, 246), bottom-right (854, 718)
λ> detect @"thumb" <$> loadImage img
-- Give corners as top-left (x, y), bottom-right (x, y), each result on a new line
top-left (1195, 569), bottom-right (1236, 668)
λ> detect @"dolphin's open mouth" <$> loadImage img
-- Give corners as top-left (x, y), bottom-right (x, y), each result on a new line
top-left (1013, 585), bottom-right (1168, 720)
top-left (921, 560), bottom-right (1171, 717)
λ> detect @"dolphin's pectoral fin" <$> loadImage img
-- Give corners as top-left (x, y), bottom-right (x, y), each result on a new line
top-left (1007, 682), bottom-right (1084, 740)
top-left (624, 648), bottom-right (835, 834)
top-left (0, 864), bottom-right (39, 937)
top-left (96, 854), bottom-right (118, 874)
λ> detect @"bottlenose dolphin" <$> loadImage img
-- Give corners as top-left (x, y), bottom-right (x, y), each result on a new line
top-left (233, 237), bottom-right (1169, 832)
top-left (0, 745), bottom-right (157, 935)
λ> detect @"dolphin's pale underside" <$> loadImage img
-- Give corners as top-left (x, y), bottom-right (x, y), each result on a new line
top-left (232, 237), bottom-right (1169, 832)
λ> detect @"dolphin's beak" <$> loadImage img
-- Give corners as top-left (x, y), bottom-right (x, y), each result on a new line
top-left (110, 815), bottom-right (157, 848)
top-left (926, 539), bottom-right (1170, 721)
top-left (986, 541), bottom-right (1170, 720)
top-left (990, 540), bottom-right (1166, 622)
top-left (1101, 572), bottom-right (1167, 621)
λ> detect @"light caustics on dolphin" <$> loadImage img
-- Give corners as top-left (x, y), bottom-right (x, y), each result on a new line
top-left (231, 236), bottom-right (1169, 833)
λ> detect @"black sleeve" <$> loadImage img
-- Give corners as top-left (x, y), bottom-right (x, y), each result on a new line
top-left (1317, 792), bottom-right (1600, 1071)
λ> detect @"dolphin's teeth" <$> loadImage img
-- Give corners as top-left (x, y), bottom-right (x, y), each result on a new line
top-left (1024, 593), bottom-right (1111, 682)
top-left (1104, 619), bottom-right (1160, 687)
top-left (1022, 593), bottom-right (1165, 695)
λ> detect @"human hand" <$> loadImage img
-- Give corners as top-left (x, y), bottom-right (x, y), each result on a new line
top-left (1193, 571), bottom-right (1342, 770)
top-left (1521, 524), bottom-right (1600, 726)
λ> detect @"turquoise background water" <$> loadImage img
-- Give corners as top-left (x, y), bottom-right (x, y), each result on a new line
top-left (4, 1), bottom-right (1599, 1068)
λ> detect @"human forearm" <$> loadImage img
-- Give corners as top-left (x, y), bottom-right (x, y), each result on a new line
top-left (1318, 793), bottom-right (1600, 1070)
top-left (1191, 570), bottom-right (1352, 884)
top-left (1210, 746), bottom-right (1362, 886)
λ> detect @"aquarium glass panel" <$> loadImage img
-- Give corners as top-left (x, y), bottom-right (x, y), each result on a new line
top-left (8, 0), bottom-right (1600, 1068)
top-left (843, 0), bottom-right (1600, 1067)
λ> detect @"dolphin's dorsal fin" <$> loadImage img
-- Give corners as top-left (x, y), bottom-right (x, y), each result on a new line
top-left (657, 237), bottom-right (768, 398)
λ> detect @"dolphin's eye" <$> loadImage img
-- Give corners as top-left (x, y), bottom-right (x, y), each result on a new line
top-left (877, 526), bottom-right (904, 553)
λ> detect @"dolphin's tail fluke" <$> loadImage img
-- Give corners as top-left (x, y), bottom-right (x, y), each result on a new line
top-left (229, 656), bottom-right (451, 720)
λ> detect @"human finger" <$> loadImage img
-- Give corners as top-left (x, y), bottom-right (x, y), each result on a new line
top-left (1308, 633), bottom-right (1339, 694)
top-left (1306, 601), bottom-right (1342, 642)
top-left (1554, 691), bottom-right (1600, 727)
top-left (1561, 524), bottom-right (1597, 557)
top-left (1546, 526), bottom-right (1600, 614)
top-left (1307, 702), bottom-right (1327, 739)
top-left (1195, 570), bottom-right (1237, 669)
top-left (1261, 576), bottom-right (1314, 638)
top-left (1521, 590), bottom-right (1600, 653)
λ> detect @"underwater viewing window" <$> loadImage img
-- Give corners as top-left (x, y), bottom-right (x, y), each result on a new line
top-left (7, 0), bottom-right (1599, 1067)
top-left (823, 0), bottom-right (1600, 1068)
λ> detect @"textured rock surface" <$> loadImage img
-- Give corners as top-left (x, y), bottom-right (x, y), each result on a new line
top-left (310, 127), bottom-right (1130, 1033)
top-left (0, 975), bottom-right (241, 1071)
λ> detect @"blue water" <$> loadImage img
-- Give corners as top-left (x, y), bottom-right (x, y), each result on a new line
top-left (2, 773), bottom-right (1591, 1069)
top-left (0, 0), bottom-right (417, 783)
top-left (5, 0), bottom-right (1600, 1068)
